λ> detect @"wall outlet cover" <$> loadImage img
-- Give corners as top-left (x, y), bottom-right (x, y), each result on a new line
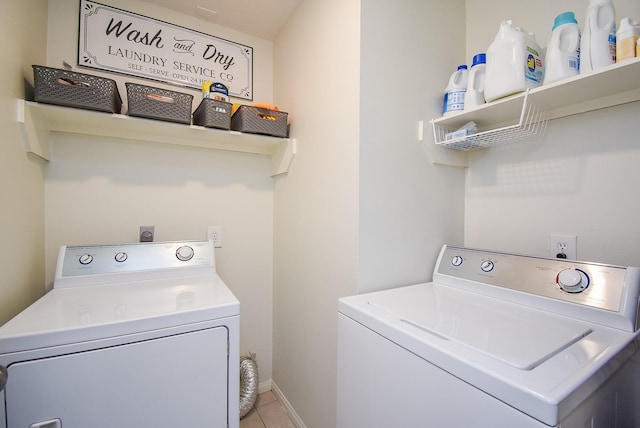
top-left (207, 226), bottom-right (222, 248)
top-left (549, 234), bottom-right (577, 260)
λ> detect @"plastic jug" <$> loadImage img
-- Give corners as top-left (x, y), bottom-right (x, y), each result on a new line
top-left (484, 20), bottom-right (544, 102)
top-left (616, 18), bottom-right (639, 63)
top-left (544, 12), bottom-right (580, 84)
top-left (443, 65), bottom-right (468, 116)
top-left (580, 0), bottom-right (616, 73)
top-left (464, 53), bottom-right (487, 110)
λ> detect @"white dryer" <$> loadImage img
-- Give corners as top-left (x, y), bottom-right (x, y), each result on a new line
top-left (0, 240), bottom-right (239, 428)
top-left (338, 245), bottom-right (640, 428)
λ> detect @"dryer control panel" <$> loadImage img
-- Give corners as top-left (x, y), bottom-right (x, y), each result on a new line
top-left (434, 245), bottom-right (640, 332)
top-left (54, 241), bottom-right (214, 287)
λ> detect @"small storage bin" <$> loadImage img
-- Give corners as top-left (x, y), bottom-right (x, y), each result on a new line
top-left (193, 99), bottom-right (232, 130)
top-left (126, 83), bottom-right (193, 124)
top-left (231, 105), bottom-right (288, 138)
top-left (32, 65), bottom-right (122, 113)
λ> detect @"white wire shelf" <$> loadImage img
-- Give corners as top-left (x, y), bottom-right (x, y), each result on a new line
top-left (432, 91), bottom-right (549, 151)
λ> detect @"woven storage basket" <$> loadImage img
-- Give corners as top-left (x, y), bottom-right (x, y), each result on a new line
top-left (126, 83), bottom-right (193, 124)
top-left (231, 105), bottom-right (288, 137)
top-left (193, 99), bottom-right (232, 130)
top-left (32, 65), bottom-right (122, 113)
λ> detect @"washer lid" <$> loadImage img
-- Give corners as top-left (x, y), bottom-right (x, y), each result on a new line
top-left (366, 283), bottom-right (592, 370)
top-left (0, 274), bottom-right (239, 354)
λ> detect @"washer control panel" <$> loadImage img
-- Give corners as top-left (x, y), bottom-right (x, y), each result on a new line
top-left (436, 246), bottom-right (631, 314)
top-left (58, 241), bottom-right (212, 278)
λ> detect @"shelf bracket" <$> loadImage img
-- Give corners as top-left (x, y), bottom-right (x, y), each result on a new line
top-left (17, 99), bottom-right (51, 161)
top-left (271, 138), bottom-right (296, 177)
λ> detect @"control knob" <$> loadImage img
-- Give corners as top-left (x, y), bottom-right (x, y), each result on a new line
top-left (480, 260), bottom-right (495, 272)
top-left (176, 245), bottom-right (195, 261)
top-left (79, 254), bottom-right (93, 265)
top-left (557, 268), bottom-right (589, 293)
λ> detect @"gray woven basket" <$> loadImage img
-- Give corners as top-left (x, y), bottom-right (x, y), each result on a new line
top-left (126, 83), bottom-right (193, 124)
top-left (32, 65), bottom-right (122, 113)
top-left (193, 99), bottom-right (232, 130)
top-left (231, 105), bottom-right (288, 137)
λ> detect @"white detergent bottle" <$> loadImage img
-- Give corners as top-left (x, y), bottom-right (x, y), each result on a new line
top-left (443, 65), bottom-right (468, 116)
top-left (580, 0), bottom-right (616, 73)
top-left (464, 53), bottom-right (487, 110)
top-left (544, 12), bottom-right (581, 84)
top-left (484, 20), bottom-right (544, 102)
top-left (616, 18), bottom-right (640, 63)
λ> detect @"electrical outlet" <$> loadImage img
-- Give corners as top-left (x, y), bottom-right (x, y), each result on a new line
top-left (140, 226), bottom-right (155, 242)
top-left (207, 226), bottom-right (222, 248)
top-left (549, 234), bottom-right (577, 260)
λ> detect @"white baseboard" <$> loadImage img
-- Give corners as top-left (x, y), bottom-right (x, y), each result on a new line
top-left (270, 380), bottom-right (307, 428)
top-left (258, 380), bottom-right (272, 395)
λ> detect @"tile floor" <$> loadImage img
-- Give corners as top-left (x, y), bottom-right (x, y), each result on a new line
top-left (240, 390), bottom-right (296, 428)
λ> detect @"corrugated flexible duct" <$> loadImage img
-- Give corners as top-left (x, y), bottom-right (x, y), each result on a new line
top-left (239, 353), bottom-right (259, 418)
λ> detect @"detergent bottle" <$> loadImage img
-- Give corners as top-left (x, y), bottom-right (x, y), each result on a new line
top-left (580, 0), bottom-right (616, 72)
top-left (616, 18), bottom-right (639, 63)
top-left (464, 53), bottom-right (487, 110)
top-left (544, 12), bottom-right (581, 84)
top-left (443, 65), bottom-right (468, 116)
top-left (484, 20), bottom-right (544, 102)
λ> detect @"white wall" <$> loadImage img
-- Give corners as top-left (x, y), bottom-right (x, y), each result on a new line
top-left (359, 0), bottom-right (466, 293)
top-left (0, 1), bottom-right (48, 324)
top-left (273, 0), bottom-right (360, 427)
top-left (464, 0), bottom-right (640, 266)
top-left (44, 0), bottom-right (276, 385)
top-left (272, 0), bottom-right (466, 426)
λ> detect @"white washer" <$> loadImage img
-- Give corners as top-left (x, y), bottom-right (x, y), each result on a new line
top-left (0, 240), bottom-right (240, 428)
top-left (338, 245), bottom-right (640, 428)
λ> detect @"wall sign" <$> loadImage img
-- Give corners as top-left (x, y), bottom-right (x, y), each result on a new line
top-left (78, 0), bottom-right (253, 100)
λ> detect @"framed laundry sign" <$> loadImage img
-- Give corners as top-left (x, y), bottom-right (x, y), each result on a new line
top-left (78, 0), bottom-right (253, 100)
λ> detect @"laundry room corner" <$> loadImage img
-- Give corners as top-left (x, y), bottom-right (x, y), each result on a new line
top-left (3, 0), bottom-right (640, 427)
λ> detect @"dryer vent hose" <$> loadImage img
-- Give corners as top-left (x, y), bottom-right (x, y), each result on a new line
top-left (239, 353), bottom-right (259, 418)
